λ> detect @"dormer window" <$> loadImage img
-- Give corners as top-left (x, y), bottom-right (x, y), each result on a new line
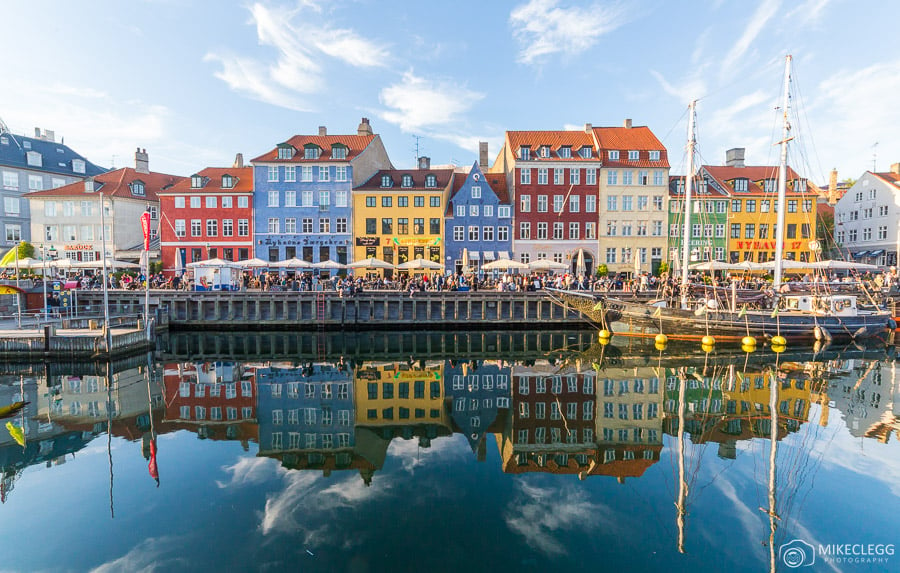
top-left (381, 175), bottom-right (392, 188)
top-left (401, 174), bottom-right (413, 188)
top-left (649, 150), bottom-right (660, 161)
top-left (131, 180), bottom-right (145, 196)
top-left (608, 150), bottom-right (619, 161)
top-left (519, 146), bottom-right (531, 160)
top-left (332, 145), bottom-right (347, 160)
top-left (539, 146), bottom-right (550, 158)
top-left (675, 179), bottom-right (684, 193)
top-left (26, 150), bottom-right (42, 167)
top-left (303, 145), bottom-right (321, 160)
top-left (222, 175), bottom-right (234, 189)
top-left (558, 146), bottom-right (571, 158)
top-left (191, 175), bottom-right (203, 188)
top-left (23, 141), bottom-right (31, 149)
top-left (0, 136), bottom-right (7, 145)
top-left (425, 174), bottom-right (437, 188)
top-left (276, 145), bottom-right (294, 160)
top-left (794, 179), bottom-right (806, 193)
top-left (72, 159), bottom-right (85, 174)
top-left (628, 150), bottom-right (639, 161)
top-left (579, 147), bottom-right (591, 159)
top-left (734, 178), bottom-right (748, 192)
top-left (763, 179), bottom-right (776, 193)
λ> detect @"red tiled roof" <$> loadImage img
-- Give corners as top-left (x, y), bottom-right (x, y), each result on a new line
top-left (355, 168), bottom-right (455, 191)
top-left (24, 167), bottom-right (182, 201)
top-left (704, 165), bottom-right (805, 195)
top-left (872, 170), bottom-right (900, 185)
top-left (592, 126), bottom-right (670, 168)
top-left (251, 134), bottom-right (376, 163)
top-left (485, 172), bottom-right (510, 204)
top-left (160, 167), bottom-right (254, 194)
top-left (505, 130), bottom-right (597, 161)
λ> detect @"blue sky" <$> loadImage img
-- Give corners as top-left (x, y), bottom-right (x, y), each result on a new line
top-left (3, 0), bottom-right (898, 184)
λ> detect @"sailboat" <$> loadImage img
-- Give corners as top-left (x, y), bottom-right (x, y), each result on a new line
top-left (549, 55), bottom-right (895, 344)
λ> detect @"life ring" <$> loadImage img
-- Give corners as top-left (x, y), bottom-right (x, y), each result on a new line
top-left (834, 299), bottom-right (849, 311)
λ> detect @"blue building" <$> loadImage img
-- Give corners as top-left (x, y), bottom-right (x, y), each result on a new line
top-left (255, 363), bottom-right (357, 474)
top-left (250, 119), bottom-right (391, 274)
top-left (443, 359), bottom-right (511, 459)
top-left (444, 162), bottom-right (513, 274)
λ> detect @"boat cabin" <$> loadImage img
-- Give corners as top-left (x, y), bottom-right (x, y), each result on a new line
top-left (783, 294), bottom-right (858, 317)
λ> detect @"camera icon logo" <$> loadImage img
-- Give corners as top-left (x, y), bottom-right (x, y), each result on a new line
top-left (780, 539), bottom-right (816, 568)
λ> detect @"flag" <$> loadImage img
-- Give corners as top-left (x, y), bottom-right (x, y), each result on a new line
top-left (148, 439), bottom-right (159, 487)
top-left (593, 302), bottom-right (604, 311)
top-left (770, 307), bottom-right (779, 318)
top-left (652, 306), bottom-right (662, 318)
top-left (738, 305), bottom-right (747, 318)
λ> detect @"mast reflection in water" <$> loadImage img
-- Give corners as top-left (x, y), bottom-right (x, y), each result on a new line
top-left (0, 331), bottom-right (897, 572)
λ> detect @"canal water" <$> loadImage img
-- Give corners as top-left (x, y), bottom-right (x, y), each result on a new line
top-left (0, 332), bottom-right (897, 573)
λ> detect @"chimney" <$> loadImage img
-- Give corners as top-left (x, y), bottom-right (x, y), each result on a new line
top-left (891, 162), bottom-right (900, 175)
top-left (623, 119), bottom-right (632, 129)
top-left (584, 123), bottom-right (593, 133)
top-left (233, 153), bottom-right (244, 169)
top-left (828, 168), bottom-right (838, 205)
top-left (318, 126), bottom-right (327, 136)
top-left (357, 117), bottom-right (373, 136)
top-left (418, 156), bottom-right (431, 170)
top-left (478, 142), bottom-right (489, 168)
top-left (44, 129), bottom-right (54, 142)
top-left (135, 147), bottom-right (149, 174)
top-left (725, 147), bottom-right (745, 168)
top-left (34, 127), bottom-right (41, 138)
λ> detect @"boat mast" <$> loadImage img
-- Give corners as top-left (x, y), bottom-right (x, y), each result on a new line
top-left (676, 371), bottom-right (688, 553)
top-left (680, 100), bottom-right (697, 309)
top-left (773, 55), bottom-right (792, 289)
top-left (765, 368), bottom-right (780, 573)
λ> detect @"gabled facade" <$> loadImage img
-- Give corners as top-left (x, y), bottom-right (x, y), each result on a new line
top-left (594, 121), bottom-right (670, 276)
top-left (250, 119), bottom-right (392, 272)
top-left (443, 359), bottom-right (511, 458)
top-left (833, 166), bottom-right (900, 267)
top-left (444, 162), bottom-right (512, 274)
top-left (702, 150), bottom-right (815, 264)
top-left (492, 128), bottom-right (601, 274)
top-left (25, 149), bottom-right (180, 262)
top-left (158, 161), bottom-right (254, 274)
top-left (0, 127), bottom-right (105, 248)
top-left (667, 174), bottom-right (730, 269)
top-left (352, 159), bottom-right (454, 276)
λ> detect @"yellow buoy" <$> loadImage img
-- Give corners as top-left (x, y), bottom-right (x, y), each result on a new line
top-left (741, 343), bottom-right (756, 353)
top-left (598, 329), bottom-right (612, 340)
top-left (655, 334), bottom-right (668, 345)
top-left (701, 335), bottom-right (715, 346)
top-left (741, 336), bottom-right (757, 346)
top-left (771, 335), bottom-right (787, 346)
top-left (655, 342), bottom-right (667, 352)
top-left (771, 344), bottom-right (786, 354)
top-left (701, 343), bottom-right (715, 353)
top-left (598, 336), bottom-right (610, 346)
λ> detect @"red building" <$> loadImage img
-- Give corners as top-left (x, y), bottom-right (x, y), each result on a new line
top-left (491, 129), bottom-right (602, 274)
top-left (158, 160), bottom-right (253, 275)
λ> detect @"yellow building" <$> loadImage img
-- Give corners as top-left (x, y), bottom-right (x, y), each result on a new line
top-left (353, 361), bottom-right (450, 431)
top-left (704, 158), bottom-right (817, 264)
top-left (352, 161), bottom-right (456, 276)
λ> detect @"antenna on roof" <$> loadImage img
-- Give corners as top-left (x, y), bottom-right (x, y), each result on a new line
top-left (111, 154), bottom-right (117, 169)
top-left (872, 141), bottom-right (878, 172)
top-left (412, 135), bottom-right (422, 164)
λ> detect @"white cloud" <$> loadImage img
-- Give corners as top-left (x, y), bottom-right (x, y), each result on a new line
top-left (206, 2), bottom-right (389, 111)
top-left (650, 69), bottom-right (708, 106)
top-left (378, 70), bottom-right (484, 133)
top-left (217, 456), bottom-right (280, 488)
top-left (786, 0), bottom-right (831, 25)
top-left (510, 0), bottom-right (629, 65)
top-left (720, 0), bottom-right (781, 78)
top-left (504, 481), bottom-right (611, 555)
top-left (89, 536), bottom-right (188, 573)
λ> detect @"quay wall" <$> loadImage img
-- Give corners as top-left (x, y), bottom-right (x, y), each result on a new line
top-left (75, 290), bottom-right (591, 330)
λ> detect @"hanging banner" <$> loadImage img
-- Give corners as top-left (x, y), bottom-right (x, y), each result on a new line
top-left (140, 211), bottom-right (152, 250)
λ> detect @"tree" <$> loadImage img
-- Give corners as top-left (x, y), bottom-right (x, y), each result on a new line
top-left (16, 242), bottom-right (34, 259)
top-left (596, 263), bottom-right (608, 277)
top-left (656, 261), bottom-right (669, 276)
top-left (816, 210), bottom-right (837, 256)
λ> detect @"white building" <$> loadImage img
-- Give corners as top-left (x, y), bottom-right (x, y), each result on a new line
top-left (834, 165), bottom-right (900, 267)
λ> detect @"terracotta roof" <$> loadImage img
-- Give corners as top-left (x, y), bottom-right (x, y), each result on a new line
top-left (871, 170), bottom-right (900, 185)
top-left (160, 166), bottom-right (253, 194)
top-left (703, 165), bottom-right (805, 196)
top-left (251, 134), bottom-right (376, 163)
top-left (505, 130), bottom-right (597, 161)
top-left (485, 172), bottom-right (510, 204)
top-left (592, 126), bottom-right (669, 168)
top-left (355, 168), bottom-right (455, 191)
top-left (24, 167), bottom-right (183, 201)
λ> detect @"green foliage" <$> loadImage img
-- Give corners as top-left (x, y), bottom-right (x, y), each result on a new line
top-left (149, 261), bottom-right (163, 274)
top-left (656, 261), bottom-right (669, 276)
top-left (17, 242), bottom-right (34, 259)
top-left (596, 263), bottom-right (608, 277)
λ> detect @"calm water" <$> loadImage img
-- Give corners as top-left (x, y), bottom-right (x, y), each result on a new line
top-left (1, 331), bottom-right (898, 573)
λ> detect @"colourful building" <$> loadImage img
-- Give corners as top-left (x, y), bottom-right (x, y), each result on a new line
top-left (444, 162), bottom-right (512, 274)
top-left (667, 174), bottom-right (730, 269)
top-left (353, 361), bottom-right (451, 437)
top-left (158, 160), bottom-right (254, 274)
top-left (352, 159), bottom-right (455, 276)
top-left (250, 119), bottom-right (391, 270)
top-left (443, 359), bottom-right (511, 458)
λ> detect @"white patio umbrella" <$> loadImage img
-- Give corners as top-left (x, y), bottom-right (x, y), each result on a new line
top-left (689, 261), bottom-right (746, 271)
top-left (1, 257), bottom-right (39, 269)
top-left (528, 259), bottom-right (568, 271)
top-left (313, 260), bottom-right (347, 269)
top-left (462, 248), bottom-right (470, 272)
top-left (32, 258), bottom-right (73, 269)
top-left (347, 257), bottom-right (395, 270)
top-left (272, 257), bottom-right (313, 269)
top-left (397, 258), bottom-right (443, 270)
top-left (72, 258), bottom-right (141, 269)
top-left (576, 248), bottom-right (587, 275)
top-left (482, 258), bottom-right (528, 271)
top-left (186, 257), bottom-right (242, 268)
top-left (240, 258), bottom-right (270, 268)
